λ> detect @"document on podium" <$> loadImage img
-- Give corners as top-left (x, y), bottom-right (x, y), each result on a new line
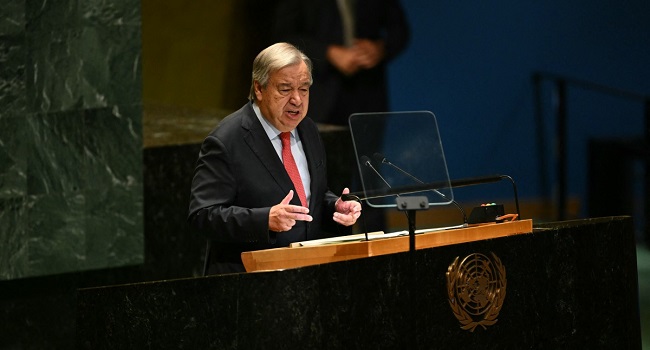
top-left (290, 224), bottom-right (467, 248)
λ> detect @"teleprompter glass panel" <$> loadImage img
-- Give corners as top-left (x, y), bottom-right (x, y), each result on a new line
top-left (348, 111), bottom-right (452, 208)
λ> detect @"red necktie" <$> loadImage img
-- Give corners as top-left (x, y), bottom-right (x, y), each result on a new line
top-left (280, 132), bottom-right (307, 207)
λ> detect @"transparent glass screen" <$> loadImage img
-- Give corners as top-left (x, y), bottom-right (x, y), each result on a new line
top-left (348, 111), bottom-right (453, 208)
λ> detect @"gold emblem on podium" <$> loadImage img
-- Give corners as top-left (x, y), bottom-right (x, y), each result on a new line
top-left (446, 252), bottom-right (506, 331)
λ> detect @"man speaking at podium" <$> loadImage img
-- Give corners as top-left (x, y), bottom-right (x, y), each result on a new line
top-left (188, 43), bottom-right (362, 275)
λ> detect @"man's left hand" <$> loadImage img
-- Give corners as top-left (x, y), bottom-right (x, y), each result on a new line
top-left (333, 188), bottom-right (362, 226)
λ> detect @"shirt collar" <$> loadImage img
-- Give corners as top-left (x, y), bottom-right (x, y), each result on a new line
top-left (252, 102), bottom-right (297, 141)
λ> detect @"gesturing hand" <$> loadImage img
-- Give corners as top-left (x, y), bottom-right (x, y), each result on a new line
top-left (333, 188), bottom-right (362, 226)
top-left (269, 190), bottom-right (313, 232)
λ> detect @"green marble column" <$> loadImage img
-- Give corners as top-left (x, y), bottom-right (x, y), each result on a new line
top-left (0, 0), bottom-right (143, 280)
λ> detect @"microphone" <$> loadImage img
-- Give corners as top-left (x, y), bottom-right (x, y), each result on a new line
top-left (372, 152), bottom-right (468, 226)
top-left (359, 154), bottom-right (412, 225)
top-left (360, 155), bottom-right (394, 192)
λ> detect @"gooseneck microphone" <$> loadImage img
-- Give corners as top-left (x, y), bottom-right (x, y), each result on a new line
top-left (372, 152), bottom-right (468, 226)
top-left (361, 155), bottom-right (394, 192)
top-left (360, 155), bottom-right (411, 224)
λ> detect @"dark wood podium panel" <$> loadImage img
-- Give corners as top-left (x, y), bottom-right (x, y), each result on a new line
top-left (77, 217), bottom-right (641, 349)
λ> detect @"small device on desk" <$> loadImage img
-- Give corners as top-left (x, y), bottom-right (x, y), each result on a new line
top-left (468, 203), bottom-right (518, 224)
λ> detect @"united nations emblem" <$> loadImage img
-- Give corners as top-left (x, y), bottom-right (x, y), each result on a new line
top-left (446, 252), bottom-right (506, 331)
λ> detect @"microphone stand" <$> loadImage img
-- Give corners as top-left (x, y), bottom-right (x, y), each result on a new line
top-left (338, 194), bottom-right (367, 241)
top-left (341, 174), bottom-right (522, 221)
top-left (375, 153), bottom-right (468, 226)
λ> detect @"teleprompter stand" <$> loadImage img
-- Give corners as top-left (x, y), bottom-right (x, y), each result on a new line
top-left (396, 196), bottom-right (430, 252)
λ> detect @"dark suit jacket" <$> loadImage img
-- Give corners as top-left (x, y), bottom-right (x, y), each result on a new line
top-left (273, 0), bottom-right (410, 125)
top-left (188, 102), bottom-right (341, 274)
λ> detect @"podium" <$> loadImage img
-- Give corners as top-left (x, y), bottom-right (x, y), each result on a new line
top-left (77, 217), bottom-right (641, 349)
top-left (242, 220), bottom-right (533, 272)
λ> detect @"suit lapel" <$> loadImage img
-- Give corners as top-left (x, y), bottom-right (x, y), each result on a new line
top-left (241, 104), bottom-right (296, 200)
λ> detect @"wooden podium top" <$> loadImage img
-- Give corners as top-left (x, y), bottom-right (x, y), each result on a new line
top-left (241, 219), bottom-right (533, 272)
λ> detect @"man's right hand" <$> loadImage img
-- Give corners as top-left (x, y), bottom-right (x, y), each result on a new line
top-left (268, 190), bottom-right (313, 232)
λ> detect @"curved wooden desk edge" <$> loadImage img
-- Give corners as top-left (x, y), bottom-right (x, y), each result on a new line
top-left (242, 219), bottom-right (533, 272)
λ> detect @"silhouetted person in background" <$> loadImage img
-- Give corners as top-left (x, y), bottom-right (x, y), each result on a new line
top-left (273, 0), bottom-right (410, 126)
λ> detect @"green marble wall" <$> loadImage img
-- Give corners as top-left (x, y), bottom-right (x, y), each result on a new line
top-left (0, 0), bottom-right (143, 280)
